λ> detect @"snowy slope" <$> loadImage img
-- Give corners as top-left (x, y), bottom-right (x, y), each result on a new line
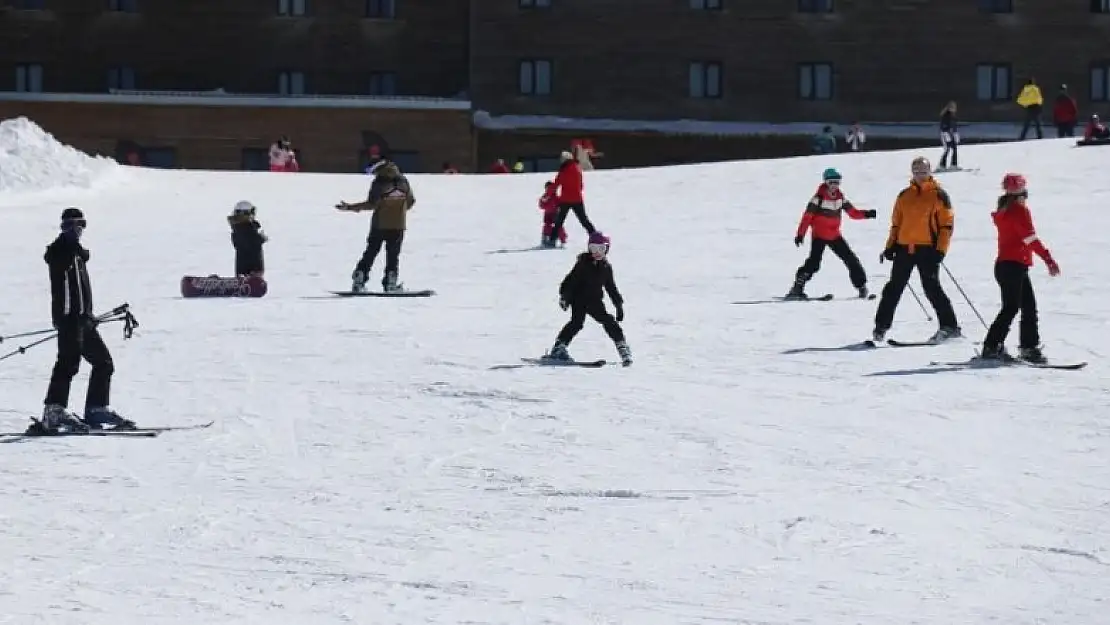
top-left (1, 126), bottom-right (1108, 624)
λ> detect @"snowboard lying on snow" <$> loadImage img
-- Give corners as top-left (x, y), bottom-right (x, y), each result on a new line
top-left (181, 275), bottom-right (267, 298)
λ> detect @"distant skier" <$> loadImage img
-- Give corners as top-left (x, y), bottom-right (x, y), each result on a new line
top-left (1083, 114), bottom-right (1110, 142)
top-left (336, 158), bottom-right (415, 293)
top-left (545, 232), bottom-right (632, 367)
top-left (38, 207), bottom-right (135, 434)
top-left (228, 200), bottom-right (267, 277)
top-left (538, 181), bottom-right (567, 247)
top-left (786, 167), bottom-right (877, 300)
top-left (872, 156), bottom-right (961, 343)
top-left (544, 151), bottom-right (596, 248)
top-left (979, 173), bottom-right (1060, 363)
top-left (938, 101), bottom-right (959, 170)
top-left (269, 136), bottom-right (299, 172)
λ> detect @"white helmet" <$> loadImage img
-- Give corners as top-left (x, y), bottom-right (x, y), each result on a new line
top-left (233, 200), bottom-right (255, 215)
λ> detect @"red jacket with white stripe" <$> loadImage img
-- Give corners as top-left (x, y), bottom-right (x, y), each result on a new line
top-left (795, 183), bottom-right (867, 241)
top-left (992, 196), bottom-right (1053, 267)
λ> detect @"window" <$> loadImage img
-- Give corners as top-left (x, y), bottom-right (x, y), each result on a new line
top-left (277, 0), bottom-right (307, 16)
top-left (108, 0), bottom-right (138, 11)
top-left (519, 59), bottom-right (552, 95)
top-left (1091, 64), bottom-right (1110, 101)
top-left (142, 147), bottom-right (177, 169)
top-left (366, 0), bottom-right (395, 18)
top-left (15, 64), bottom-right (44, 93)
top-left (278, 71), bottom-right (306, 95)
top-left (1093, 0), bottom-right (1110, 12)
top-left (690, 0), bottom-right (721, 8)
top-left (976, 63), bottom-right (1011, 101)
top-left (14, 0), bottom-right (45, 8)
top-left (978, 0), bottom-right (1013, 12)
top-left (368, 72), bottom-right (397, 95)
top-left (798, 0), bottom-right (833, 12)
top-left (798, 63), bottom-right (833, 100)
top-left (241, 148), bottom-right (269, 171)
top-left (107, 66), bottom-right (136, 90)
top-left (688, 61), bottom-right (723, 98)
top-left (516, 156), bottom-right (561, 172)
top-left (519, 0), bottom-right (551, 7)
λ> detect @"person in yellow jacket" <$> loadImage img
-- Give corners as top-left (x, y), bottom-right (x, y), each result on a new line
top-left (1016, 78), bottom-right (1044, 140)
top-left (871, 156), bottom-right (961, 343)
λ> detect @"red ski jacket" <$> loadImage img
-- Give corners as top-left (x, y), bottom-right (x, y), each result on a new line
top-left (795, 183), bottom-right (868, 241)
top-left (554, 160), bottom-right (584, 203)
top-left (993, 196), bottom-right (1053, 267)
top-left (538, 191), bottom-right (559, 214)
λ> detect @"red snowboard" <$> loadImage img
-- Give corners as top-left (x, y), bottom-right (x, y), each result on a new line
top-left (180, 275), bottom-right (268, 298)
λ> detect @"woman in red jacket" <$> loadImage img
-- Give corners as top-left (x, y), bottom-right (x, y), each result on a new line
top-left (544, 151), bottom-right (596, 248)
top-left (980, 173), bottom-right (1060, 363)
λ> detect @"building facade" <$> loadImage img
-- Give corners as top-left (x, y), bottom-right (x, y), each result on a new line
top-left (3, 0), bottom-right (1110, 171)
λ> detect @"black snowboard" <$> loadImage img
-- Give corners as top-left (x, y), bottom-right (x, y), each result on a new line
top-left (330, 289), bottom-right (435, 298)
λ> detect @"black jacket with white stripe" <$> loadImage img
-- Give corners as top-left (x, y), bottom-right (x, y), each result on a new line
top-left (44, 235), bottom-right (93, 325)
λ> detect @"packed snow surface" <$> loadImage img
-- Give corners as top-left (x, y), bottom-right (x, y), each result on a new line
top-left (0, 116), bottom-right (121, 193)
top-left (0, 136), bottom-right (1108, 624)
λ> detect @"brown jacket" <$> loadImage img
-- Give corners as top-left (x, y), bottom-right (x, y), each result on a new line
top-left (366, 162), bottom-right (415, 230)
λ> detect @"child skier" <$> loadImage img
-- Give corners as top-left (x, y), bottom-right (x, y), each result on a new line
top-left (545, 232), bottom-right (632, 366)
top-left (979, 173), bottom-right (1060, 363)
top-left (786, 168), bottom-right (877, 300)
top-left (228, 200), bottom-right (267, 277)
top-left (538, 181), bottom-right (567, 247)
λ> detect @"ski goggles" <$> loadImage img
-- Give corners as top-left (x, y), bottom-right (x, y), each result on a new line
top-left (588, 242), bottom-right (608, 257)
top-left (62, 217), bottom-right (87, 230)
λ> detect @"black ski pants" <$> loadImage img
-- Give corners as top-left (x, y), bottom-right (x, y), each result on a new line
top-left (1019, 105), bottom-right (1043, 140)
top-left (796, 236), bottom-right (866, 288)
top-left (557, 299), bottom-right (625, 345)
top-left (874, 246), bottom-right (958, 331)
top-left (940, 137), bottom-right (958, 168)
top-left (983, 261), bottom-right (1039, 349)
top-left (1055, 122), bottom-right (1076, 138)
top-left (355, 228), bottom-right (403, 283)
top-left (548, 202), bottom-right (595, 245)
top-left (44, 318), bottom-right (113, 410)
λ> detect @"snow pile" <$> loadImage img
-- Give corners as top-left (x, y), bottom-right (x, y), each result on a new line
top-left (0, 116), bottom-right (120, 193)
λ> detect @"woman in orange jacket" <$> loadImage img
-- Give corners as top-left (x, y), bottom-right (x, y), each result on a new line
top-left (871, 156), bottom-right (960, 343)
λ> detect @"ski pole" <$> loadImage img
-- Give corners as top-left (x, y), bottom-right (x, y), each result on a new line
top-left (941, 262), bottom-right (988, 329)
top-left (0, 332), bottom-right (56, 362)
top-left (906, 282), bottom-right (933, 322)
top-left (0, 327), bottom-right (57, 343)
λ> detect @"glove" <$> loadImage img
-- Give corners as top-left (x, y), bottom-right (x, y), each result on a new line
top-left (863, 209), bottom-right (877, 219)
top-left (1045, 256), bottom-right (1061, 276)
top-left (615, 304), bottom-right (624, 322)
top-left (559, 297), bottom-right (569, 311)
top-left (794, 235), bottom-right (804, 247)
top-left (879, 247), bottom-right (896, 263)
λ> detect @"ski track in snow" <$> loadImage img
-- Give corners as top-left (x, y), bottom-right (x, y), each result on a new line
top-left (1, 128), bottom-right (1108, 623)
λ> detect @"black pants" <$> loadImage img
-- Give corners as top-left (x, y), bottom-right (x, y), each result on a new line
top-left (796, 237), bottom-right (866, 289)
top-left (940, 138), bottom-right (958, 168)
top-left (874, 246), bottom-right (958, 330)
top-left (44, 319), bottom-right (114, 410)
top-left (548, 203), bottom-right (595, 244)
top-left (556, 300), bottom-right (625, 345)
top-left (1055, 122), bottom-right (1076, 138)
top-left (235, 252), bottom-right (264, 276)
top-left (355, 228), bottom-right (403, 283)
top-left (983, 261), bottom-right (1039, 349)
top-left (1019, 106), bottom-right (1043, 140)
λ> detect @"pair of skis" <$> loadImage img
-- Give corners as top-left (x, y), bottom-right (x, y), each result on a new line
top-left (0, 420), bottom-right (213, 442)
top-left (862, 337), bottom-right (1086, 370)
top-left (732, 292), bottom-right (876, 305)
top-left (490, 357), bottom-right (612, 370)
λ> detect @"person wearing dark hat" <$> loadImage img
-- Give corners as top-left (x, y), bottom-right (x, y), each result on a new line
top-left (39, 208), bottom-right (135, 433)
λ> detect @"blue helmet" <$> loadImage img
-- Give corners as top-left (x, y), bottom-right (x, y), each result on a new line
top-left (822, 167), bottom-right (842, 181)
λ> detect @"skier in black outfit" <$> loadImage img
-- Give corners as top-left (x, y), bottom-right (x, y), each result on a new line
top-left (546, 232), bottom-right (632, 366)
top-left (228, 200), bottom-right (267, 276)
top-left (39, 208), bottom-right (135, 433)
top-left (939, 101), bottom-right (959, 170)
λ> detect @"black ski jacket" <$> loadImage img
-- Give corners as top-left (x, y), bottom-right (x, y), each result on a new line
top-left (44, 235), bottom-right (93, 325)
top-left (559, 253), bottom-right (623, 307)
top-left (231, 219), bottom-right (267, 275)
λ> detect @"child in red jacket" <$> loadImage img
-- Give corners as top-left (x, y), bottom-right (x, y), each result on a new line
top-left (980, 173), bottom-right (1060, 363)
top-left (786, 168), bottom-right (877, 300)
top-left (539, 181), bottom-right (568, 247)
